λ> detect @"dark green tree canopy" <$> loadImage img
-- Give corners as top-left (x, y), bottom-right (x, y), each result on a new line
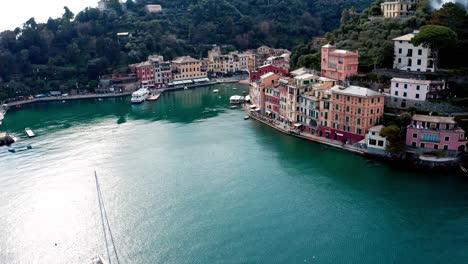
top-left (411, 25), bottom-right (458, 49)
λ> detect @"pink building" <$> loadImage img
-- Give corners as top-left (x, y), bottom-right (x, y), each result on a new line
top-left (258, 72), bottom-right (282, 113)
top-left (250, 64), bottom-right (288, 82)
top-left (321, 44), bottom-right (359, 81)
top-left (264, 83), bottom-right (280, 119)
top-left (406, 115), bottom-right (467, 152)
top-left (129, 61), bottom-right (155, 89)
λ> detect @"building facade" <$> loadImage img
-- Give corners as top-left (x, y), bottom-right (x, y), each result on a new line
top-left (129, 61), bottom-right (155, 88)
top-left (249, 65), bottom-right (288, 82)
top-left (365, 125), bottom-right (388, 154)
top-left (390, 78), bottom-right (432, 101)
top-left (393, 31), bottom-right (436, 72)
top-left (171, 56), bottom-right (207, 81)
top-left (381, 0), bottom-right (420, 18)
top-left (319, 85), bottom-right (385, 144)
top-left (406, 115), bottom-right (467, 152)
top-left (321, 44), bottom-right (359, 81)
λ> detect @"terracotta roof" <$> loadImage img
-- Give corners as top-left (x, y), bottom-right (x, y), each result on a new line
top-left (412, 115), bottom-right (456, 124)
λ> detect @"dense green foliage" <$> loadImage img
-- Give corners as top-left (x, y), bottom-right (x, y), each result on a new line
top-left (291, 1), bottom-right (468, 72)
top-left (0, 0), bottom-right (375, 100)
top-left (411, 25), bottom-right (458, 49)
top-left (380, 124), bottom-right (406, 153)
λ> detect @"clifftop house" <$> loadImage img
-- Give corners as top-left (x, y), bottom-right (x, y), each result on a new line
top-left (145, 5), bottom-right (162, 13)
top-left (321, 44), bottom-right (359, 82)
top-left (381, 0), bottom-right (420, 18)
top-left (392, 31), bottom-right (436, 72)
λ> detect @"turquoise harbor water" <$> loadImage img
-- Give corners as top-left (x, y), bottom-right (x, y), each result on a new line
top-left (0, 83), bottom-right (467, 263)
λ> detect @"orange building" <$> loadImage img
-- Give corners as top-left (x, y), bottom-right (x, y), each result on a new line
top-left (319, 85), bottom-right (384, 144)
top-left (321, 44), bottom-right (359, 81)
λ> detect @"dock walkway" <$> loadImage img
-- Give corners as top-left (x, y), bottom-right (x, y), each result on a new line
top-left (4, 91), bottom-right (134, 108)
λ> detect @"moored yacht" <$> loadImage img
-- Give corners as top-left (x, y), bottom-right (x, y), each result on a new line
top-left (131, 88), bottom-right (149, 104)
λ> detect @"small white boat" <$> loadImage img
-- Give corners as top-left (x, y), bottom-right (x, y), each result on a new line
top-left (244, 116), bottom-right (250, 120)
top-left (213, 89), bottom-right (219, 93)
top-left (25, 128), bottom-right (35, 138)
top-left (184, 86), bottom-right (188, 90)
top-left (230, 106), bottom-right (237, 109)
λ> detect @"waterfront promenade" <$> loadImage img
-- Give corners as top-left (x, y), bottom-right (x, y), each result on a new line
top-left (244, 104), bottom-right (365, 155)
top-left (4, 78), bottom-right (244, 107)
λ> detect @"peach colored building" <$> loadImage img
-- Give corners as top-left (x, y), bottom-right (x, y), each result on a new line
top-left (319, 85), bottom-right (384, 144)
top-left (321, 44), bottom-right (359, 81)
top-left (258, 72), bottom-right (282, 113)
top-left (171, 56), bottom-right (207, 81)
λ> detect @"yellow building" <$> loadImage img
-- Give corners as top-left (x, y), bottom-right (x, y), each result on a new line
top-left (381, 0), bottom-right (419, 18)
top-left (171, 56), bottom-right (207, 81)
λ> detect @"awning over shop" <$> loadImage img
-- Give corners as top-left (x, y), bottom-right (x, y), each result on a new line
top-left (249, 105), bottom-right (257, 109)
top-left (336, 133), bottom-right (344, 136)
top-left (265, 110), bottom-right (272, 114)
top-left (294, 123), bottom-right (303, 128)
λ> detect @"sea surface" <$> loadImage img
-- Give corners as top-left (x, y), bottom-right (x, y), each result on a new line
top-left (1, 83), bottom-right (467, 264)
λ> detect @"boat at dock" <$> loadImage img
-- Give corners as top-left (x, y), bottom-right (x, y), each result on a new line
top-left (146, 92), bottom-right (161, 101)
top-left (131, 88), bottom-right (149, 104)
top-left (230, 95), bottom-right (245, 104)
top-left (213, 89), bottom-right (219, 93)
top-left (25, 128), bottom-right (35, 137)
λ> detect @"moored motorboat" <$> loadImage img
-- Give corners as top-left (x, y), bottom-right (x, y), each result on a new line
top-left (244, 116), bottom-right (250, 120)
top-left (230, 95), bottom-right (245, 104)
top-left (131, 88), bottom-right (149, 104)
top-left (213, 89), bottom-right (219, 93)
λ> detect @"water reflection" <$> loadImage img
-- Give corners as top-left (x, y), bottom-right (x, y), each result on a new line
top-left (1, 83), bottom-right (249, 136)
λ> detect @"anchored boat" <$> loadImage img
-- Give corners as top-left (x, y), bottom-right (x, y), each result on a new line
top-left (25, 128), bottom-right (35, 137)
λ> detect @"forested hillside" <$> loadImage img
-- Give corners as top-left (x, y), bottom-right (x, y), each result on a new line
top-left (0, 0), bottom-right (373, 99)
top-left (291, 1), bottom-right (468, 72)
